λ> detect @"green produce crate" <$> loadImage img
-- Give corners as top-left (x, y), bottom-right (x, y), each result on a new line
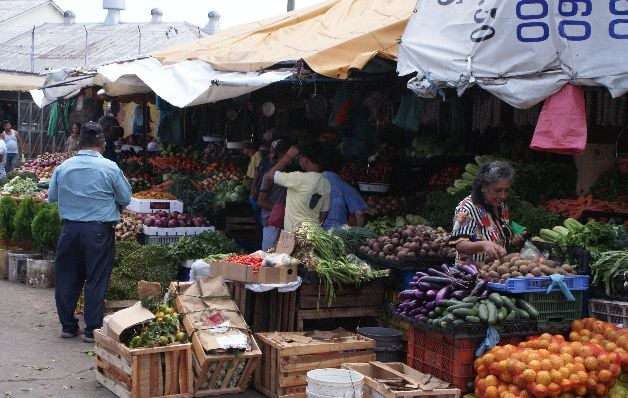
top-left (506, 290), bottom-right (585, 326)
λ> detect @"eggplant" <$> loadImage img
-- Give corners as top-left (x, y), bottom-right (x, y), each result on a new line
top-left (414, 290), bottom-right (426, 300)
top-left (462, 274), bottom-right (474, 281)
top-left (408, 307), bottom-right (422, 317)
top-left (409, 282), bottom-right (418, 288)
top-left (419, 276), bottom-right (452, 285)
top-left (421, 308), bottom-right (429, 315)
top-left (459, 264), bottom-right (478, 276)
top-left (417, 282), bottom-right (433, 291)
top-left (451, 290), bottom-right (467, 300)
top-left (415, 271), bottom-right (428, 278)
top-left (425, 301), bottom-right (436, 310)
top-left (412, 276), bottom-right (420, 282)
top-left (425, 290), bottom-right (437, 300)
top-left (435, 285), bottom-right (453, 303)
top-left (469, 280), bottom-right (487, 297)
top-left (415, 315), bottom-right (427, 322)
top-left (398, 289), bottom-right (417, 300)
top-left (440, 264), bottom-right (451, 274)
top-left (427, 268), bottom-right (451, 278)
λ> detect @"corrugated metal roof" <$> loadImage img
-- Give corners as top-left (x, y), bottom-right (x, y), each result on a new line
top-left (0, 21), bottom-right (206, 73)
top-left (0, 0), bottom-right (60, 23)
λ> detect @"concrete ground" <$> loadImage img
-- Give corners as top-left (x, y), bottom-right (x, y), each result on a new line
top-left (0, 279), bottom-right (263, 398)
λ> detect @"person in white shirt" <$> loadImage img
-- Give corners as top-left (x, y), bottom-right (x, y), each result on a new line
top-left (0, 133), bottom-right (7, 182)
top-left (2, 120), bottom-right (21, 173)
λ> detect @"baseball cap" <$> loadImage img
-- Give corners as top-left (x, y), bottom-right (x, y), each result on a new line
top-left (80, 121), bottom-right (104, 139)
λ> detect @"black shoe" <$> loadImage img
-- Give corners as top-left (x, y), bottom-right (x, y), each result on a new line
top-left (83, 335), bottom-right (95, 343)
top-left (60, 328), bottom-right (82, 338)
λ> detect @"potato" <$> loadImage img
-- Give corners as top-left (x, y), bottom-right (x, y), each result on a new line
top-left (487, 271), bottom-right (500, 279)
top-left (502, 273), bottom-right (511, 279)
top-left (510, 265), bottom-right (519, 273)
top-left (540, 265), bottom-right (555, 275)
top-left (561, 264), bottom-right (574, 274)
top-left (514, 260), bottom-right (530, 268)
top-left (511, 271), bottom-right (523, 277)
top-left (509, 256), bottom-right (521, 266)
top-left (530, 268), bottom-right (543, 277)
top-left (518, 264), bottom-right (529, 275)
top-left (540, 258), bottom-right (557, 267)
top-left (526, 273), bottom-right (535, 277)
top-left (502, 253), bottom-right (518, 262)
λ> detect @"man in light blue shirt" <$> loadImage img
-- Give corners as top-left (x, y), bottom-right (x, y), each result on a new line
top-left (48, 121), bottom-right (131, 343)
top-left (320, 145), bottom-right (368, 230)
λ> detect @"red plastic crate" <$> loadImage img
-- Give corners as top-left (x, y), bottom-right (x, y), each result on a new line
top-left (406, 323), bottom-right (525, 392)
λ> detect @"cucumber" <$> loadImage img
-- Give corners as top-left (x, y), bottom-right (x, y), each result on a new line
top-left (488, 293), bottom-right (504, 307)
top-left (487, 301), bottom-right (498, 326)
top-left (447, 303), bottom-right (475, 311)
top-left (428, 311), bottom-right (436, 318)
top-left (517, 298), bottom-right (540, 320)
top-left (443, 314), bottom-right (456, 322)
top-left (478, 303), bottom-right (489, 323)
top-left (498, 306), bottom-right (508, 321)
top-left (465, 315), bottom-right (481, 323)
top-left (452, 319), bottom-right (464, 327)
top-left (501, 296), bottom-right (517, 312)
top-left (438, 299), bottom-right (460, 308)
top-left (435, 307), bottom-right (444, 315)
top-left (517, 309), bottom-right (530, 319)
top-left (462, 296), bottom-right (479, 304)
top-left (440, 321), bottom-right (449, 328)
top-left (506, 310), bottom-right (516, 320)
top-left (452, 308), bottom-right (475, 318)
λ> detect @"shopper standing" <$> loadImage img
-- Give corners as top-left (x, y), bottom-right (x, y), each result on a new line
top-left (0, 132), bottom-right (7, 182)
top-left (2, 120), bottom-right (22, 173)
top-left (48, 122), bottom-right (132, 343)
top-left (66, 123), bottom-right (81, 153)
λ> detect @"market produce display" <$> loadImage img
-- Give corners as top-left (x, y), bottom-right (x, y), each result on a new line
top-left (568, 318), bottom-right (628, 373)
top-left (167, 231), bottom-right (240, 265)
top-left (428, 164), bottom-right (463, 190)
top-left (340, 161), bottom-right (392, 186)
top-left (115, 212), bottom-right (143, 241)
top-left (293, 222), bottom-right (388, 305)
top-left (147, 155), bottom-right (202, 174)
top-left (329, 226), bottom-right (378, 252)
top-left (364, 195), bottom-right (409, 217)
top-left (541, 195), bottom-right (628, 221)
top-left (447, 155), bottom-right (495, 195)
top-left (16, 152), bottom-right (71, 180)
top-left (476, 253), bottom-right (577, 282)
top-left (128, 177), bottom-right (152, 193)
top-left (133, 190), bottom-right (177, 200)
top-left (590, 250), bottom-right (628, 298)
top-left (136, 211), bottom-right (210, 228)
top-left (125, 303), bottom-right (188, 348)
top-left (474, 331), bottom-right (623, 398)
top-left (590, 168), bottom-right (628, 207)
top-left (539, 218), bottom-right (625, 258)
top-left (359, 225), bottom-right (456, 262)
top-left (211, 180), bottom-right (249, 208)
top-left (1, 176), bottom-right (38, 195)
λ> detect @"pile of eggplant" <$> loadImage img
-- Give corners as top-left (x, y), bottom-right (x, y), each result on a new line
top-left (395, 263), bottom-right (484, 320)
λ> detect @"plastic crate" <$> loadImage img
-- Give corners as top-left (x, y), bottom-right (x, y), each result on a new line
top-left (590, 270), bottom-right (628, 301)
top-left (581, 210), bottom-right (628, 225)
top-left (506, 290), bottom-right (585, 326)
top-left (405, 323), bottom-right (526, 393)
top-left (487, 275), bottom-right (589, 293)
top-left (564, 247), bottom-right (592, 275)
top-left (532, 241), bottom-right (565, 263)
top-left (588, 298), bottom-right (628, 326)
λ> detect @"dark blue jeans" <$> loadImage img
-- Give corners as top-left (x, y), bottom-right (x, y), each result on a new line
top-left (55, 221), bottom-right (115, 338)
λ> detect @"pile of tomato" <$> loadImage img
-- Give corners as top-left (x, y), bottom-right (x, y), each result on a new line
top-left (474, 320), bottom-right (626, 398)
top-left (223, 254), bottom-right (263, 272)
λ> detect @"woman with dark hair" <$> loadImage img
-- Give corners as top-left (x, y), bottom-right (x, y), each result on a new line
top-left (449, 161), bottom-right (526, 263)
top-left (66, 123), bottom-right (81, 152)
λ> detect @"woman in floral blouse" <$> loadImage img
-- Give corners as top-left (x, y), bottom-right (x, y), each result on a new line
top-left (449, 161), bottom-right (526, 264)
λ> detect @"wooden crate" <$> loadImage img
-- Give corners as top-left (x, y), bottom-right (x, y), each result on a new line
top-left (342, 362), bottom-right (460, 398)
top-left (254, 331), bottom-right (375, 398)
top-left (94, 329), bottom-right (193, 398)
top-left (297, 282), bottom-right (384, 331)
top-left (190, 332), bottom-right (262, 397)
top-left (227, 282), bottom-right (297, 332)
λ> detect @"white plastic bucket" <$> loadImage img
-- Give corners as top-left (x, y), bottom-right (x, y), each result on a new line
top-left (306, 368), bottom-right (363, 398)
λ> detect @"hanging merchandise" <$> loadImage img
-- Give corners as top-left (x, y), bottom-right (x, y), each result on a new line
top-left (362, 91), bottom-right (394, 133)
top-left (340, 102), bottom-right (377, 160)
top-left (392, 92), bottom-right (423, 132)
top-left (304, 81), bottom-right (327, 121)
top-left (530, 84), bottom-right (587, 155)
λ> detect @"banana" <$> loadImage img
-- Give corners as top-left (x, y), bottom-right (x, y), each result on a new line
top-left (465, 163), bottom-right (479, 174)
top-left (453, 179), bottom-right (472, 189)
top-left (462, 171), bottom-right (475, 181)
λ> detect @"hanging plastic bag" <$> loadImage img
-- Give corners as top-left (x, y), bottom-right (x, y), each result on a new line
top-left (530, 84), bottom-right (587, 155)
top-left (519, 240), bottom-right (543, 260)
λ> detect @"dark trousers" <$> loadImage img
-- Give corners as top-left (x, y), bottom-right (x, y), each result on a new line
top-left (55, 221), bottom-right (115, 337)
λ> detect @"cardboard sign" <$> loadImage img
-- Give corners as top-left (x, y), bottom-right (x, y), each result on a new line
top-left (209, 262), bottom-right (297, 284)
top-left (102, 302), bottom-right (155, 341)
top-left (276, 230), bottom-right (295, 255)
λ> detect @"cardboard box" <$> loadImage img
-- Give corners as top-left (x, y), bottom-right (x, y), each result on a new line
top-left (209, 262), bottom-right (297, 284)
top-left (101, 301), bottom-right (155, 342)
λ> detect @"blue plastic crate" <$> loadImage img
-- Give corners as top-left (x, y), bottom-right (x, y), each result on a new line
top-left (487, 275), bottom-right (589, 293)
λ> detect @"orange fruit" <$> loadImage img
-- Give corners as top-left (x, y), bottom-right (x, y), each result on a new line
top-left (576, 370), bottom-right (588, 383)
top-left (579, 329), bottom-right (591, 337)
top-left (568, 373), bottom-right (580, 386)
top-left (522, 368), bottom-right (537, 383)
top-left (547, 382), bottom-right (561, 397)
top-left (559, 378), bottom-right (572, 392)
top-left (498, 384), bottom-right (509, 394)
top-left (536, 370), bottom-right (552, 386)
top-left (541, 358), bottom-right (554, 371)
top-left (597, 353), bottom-right (611, 369)
top-left (483, 353), bottom-right (495, 367)
top-left (560, 345), bottom-right (575, 356)
top-left (548, 342), bottom-right (562, 353)
top-left (540, 333), bottom-right (554, 341)
top-left (485, 375), bottom-right (500, 388)
top-left (533, 384), bottom-right (549, 398)
top-left (529, 360), bottom-right (541, 371)
top-left (594, 383), bottom-right (608, 397)
top-left (550, 369), bottom-right (563, 384)
top-left (551, 356), bottom-right (565, 369)
top-left (573, 384), bottom-right (587, 396)
top-left (605, 341), bottom-right (618, 352)
top-left (571, 319), bottom-right (584, 332)
top-left (568, 331), bottom-right (580, 341)
top-left (558, 366), bottom-right (570, 379)
top-left (485, 385), bottom-right (498, 398)
top-left (584, 356), bottom-right (598, 371)
top-left (579, 336), bottom-right (590, 343)
top-left (597, 369), bottom-right (612, 383)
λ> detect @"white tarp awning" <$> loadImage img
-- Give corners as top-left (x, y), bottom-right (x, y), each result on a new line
top-left (33, 57), bottom-right (292, 108)
top-left (397, 0), bottom-right (628, 108)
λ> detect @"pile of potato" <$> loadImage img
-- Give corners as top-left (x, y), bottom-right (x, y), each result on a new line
top-left (115, 212), bottom-right (143, 241)
top-left (476, 253), bottom-right (576, 283)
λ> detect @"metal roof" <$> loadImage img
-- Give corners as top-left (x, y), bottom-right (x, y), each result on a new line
top-left (0, 0), bottom-right (62, 23)
top-left (0, 21), bottom-right (206, 73)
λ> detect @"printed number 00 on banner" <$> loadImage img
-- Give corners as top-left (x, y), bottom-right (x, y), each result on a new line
top-left (516, 0), bottom-right (628, 42)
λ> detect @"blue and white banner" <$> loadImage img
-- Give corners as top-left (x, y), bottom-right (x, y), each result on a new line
top-left (398, 0), bottom-right (628, 108)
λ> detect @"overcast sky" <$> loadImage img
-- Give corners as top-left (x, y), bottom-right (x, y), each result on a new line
top-left (55, 0), bottom-right (326, 30)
